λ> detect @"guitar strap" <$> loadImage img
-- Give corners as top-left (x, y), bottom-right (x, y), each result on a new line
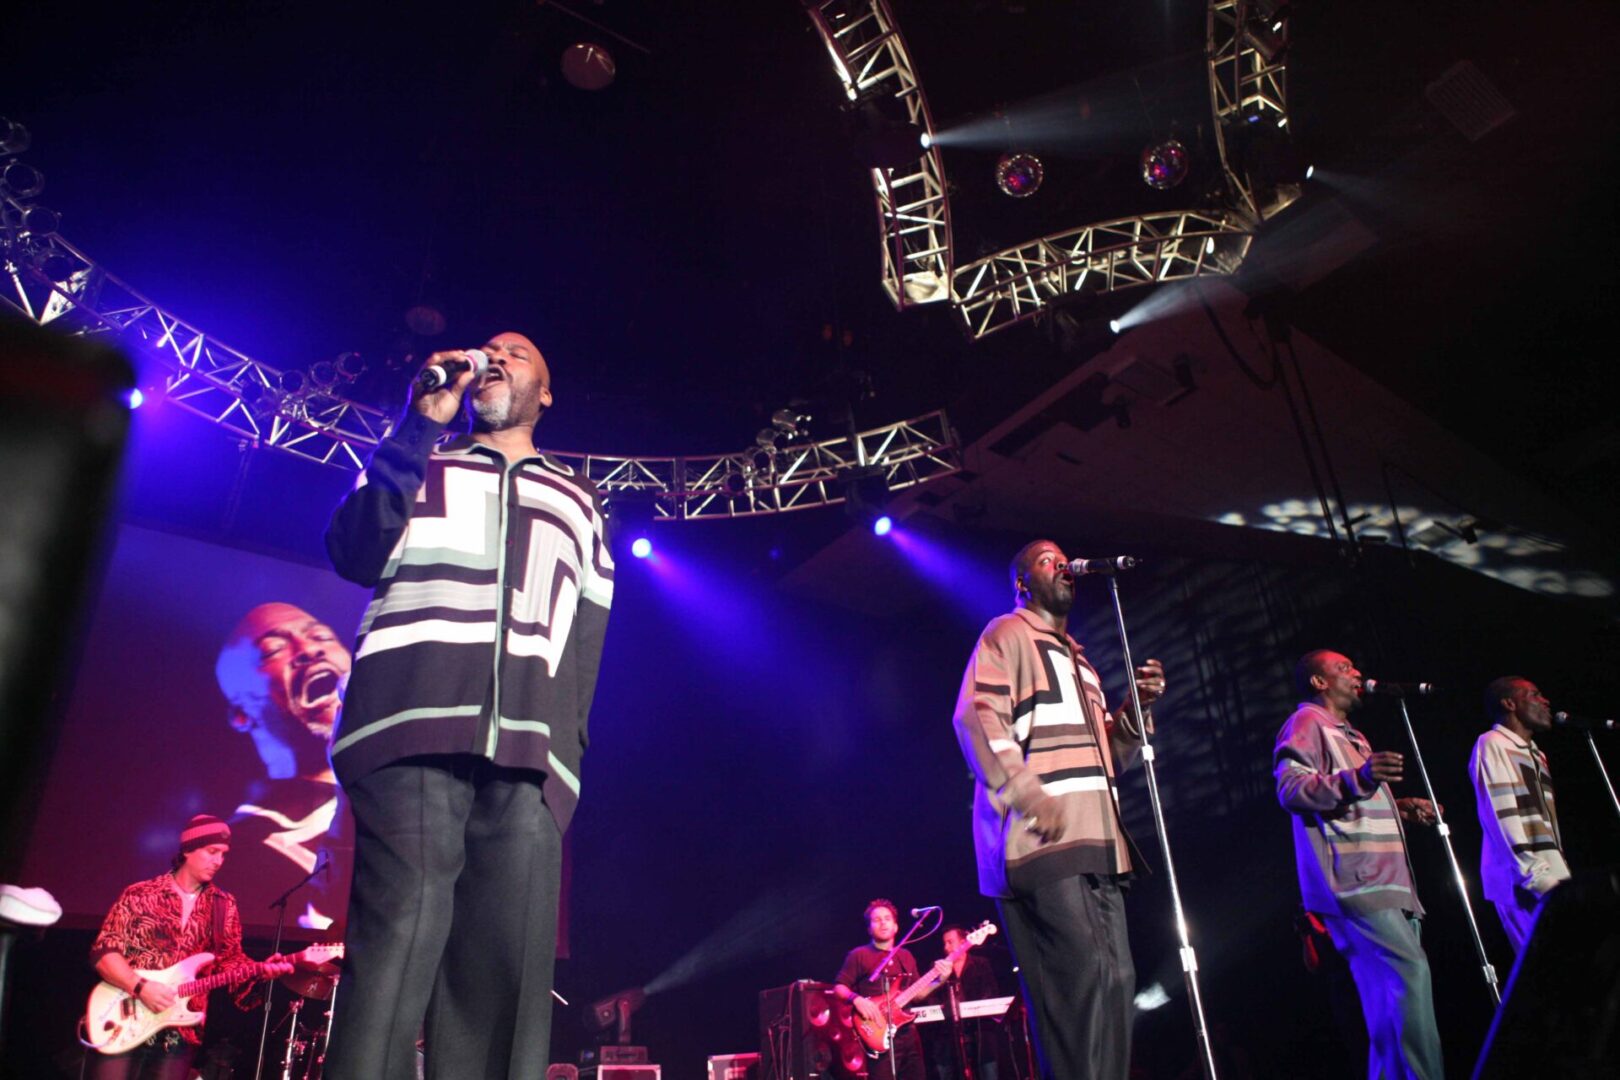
top-left (210, 885), bottom-right (225, 953)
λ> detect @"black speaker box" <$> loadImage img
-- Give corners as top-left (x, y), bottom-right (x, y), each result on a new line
top-left (758, 980), bottom-right (866, 1080)
top-left (1472, 867), bottom-right (1620, 1079)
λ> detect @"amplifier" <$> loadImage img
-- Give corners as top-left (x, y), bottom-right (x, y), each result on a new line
top-left (707, 1052), bottom-right (760, 1080)
top-left (579, 1068), bottom-right (660, 1080)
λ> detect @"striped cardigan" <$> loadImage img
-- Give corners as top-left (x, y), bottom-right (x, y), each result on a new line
top-left (1275, 703), bottom-right (1422, 917)
top-left (1470, 725), bottom-right (1569, 903)
top-left (325, 412), bottom-right (613, 832)
top-left (953, 608), bottom-right (1147, 899)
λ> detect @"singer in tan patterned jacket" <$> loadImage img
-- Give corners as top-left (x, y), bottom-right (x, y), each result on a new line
top-left (952, 539), bottom-right (1164, 1080)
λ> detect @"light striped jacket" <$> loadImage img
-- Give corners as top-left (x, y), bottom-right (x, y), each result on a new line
top-left (1275, 703), bottom-right (1423, 917)
top-left (325, 412), bottom-right (613, 832)
top-left (953, 608), bottom-right (1147, 899)
top-left (1470, 725), bottom-right (1569, 903)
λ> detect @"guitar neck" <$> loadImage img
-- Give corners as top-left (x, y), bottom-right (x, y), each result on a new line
top-left (890, 935), bottom-right (980, 1010)
top-left (175, 965), bottom-right (258, 998)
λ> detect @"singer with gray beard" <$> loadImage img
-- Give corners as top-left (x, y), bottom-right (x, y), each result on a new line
top-left (322, 332), bottom-right (614, 1079)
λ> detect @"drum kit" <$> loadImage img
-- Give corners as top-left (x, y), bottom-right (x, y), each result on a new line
top-left (268, 951), bottom-right (343, 1080)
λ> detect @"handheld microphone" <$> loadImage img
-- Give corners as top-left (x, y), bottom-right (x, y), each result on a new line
top-left (1362, 679), bottom-right (1438, 697)
top-left (910, 905), bottom-right (941, 917)
top-left (417, 348), bottom-right (489, 392)
top-left (1554, 710), bottom-right (1618, 733)
top-left (1067, 556), bottom-right (1139, 576)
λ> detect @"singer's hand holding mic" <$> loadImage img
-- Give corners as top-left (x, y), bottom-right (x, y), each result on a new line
top-left (413, 348), bottom-right (490, 424)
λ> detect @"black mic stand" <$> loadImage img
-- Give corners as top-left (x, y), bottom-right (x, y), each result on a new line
top-left (1390, 697), bottom-right (1500, 1005)
top-left (1580, 729), bottom-right (1620, 821)
top-left (255, 857), bottom-right (328, 1080)
top-left (1104, 574), bottom-right (1219, 1080)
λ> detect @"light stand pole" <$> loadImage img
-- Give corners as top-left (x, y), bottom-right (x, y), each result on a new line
top-left (1392, 697), bottom-right (1501, 1006)
top-left (1105, 574), bottom-right (1219, 1080)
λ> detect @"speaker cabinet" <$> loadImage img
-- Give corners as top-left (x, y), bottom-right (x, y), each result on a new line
top-left (758, 981), bottom-right (866, 1080)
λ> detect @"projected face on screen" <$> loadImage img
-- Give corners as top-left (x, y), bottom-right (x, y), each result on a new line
top-left (215, 602), bottom-right (352, 780)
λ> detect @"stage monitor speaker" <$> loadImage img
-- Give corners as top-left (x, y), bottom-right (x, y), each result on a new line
top-left (707, 1053), bottom-right (760, 1080)
top-left (758, 980), bottom-right (866, 1080)
top-left (0, 317), bottom-right (133, 875)
top-left (1472, 867), bottom-right (1620, 1079)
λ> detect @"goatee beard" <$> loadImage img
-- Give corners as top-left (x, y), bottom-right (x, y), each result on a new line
top-left (472, 393), bottom-right (512, 429)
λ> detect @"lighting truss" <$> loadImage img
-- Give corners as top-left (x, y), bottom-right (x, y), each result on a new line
top-left (551, 410), bottom-right (960, 521)
top-left (805, 1), bottom-right (1297, 340)
top-left (803, 0), bottom-right (953, 306)
top-left (1208, 0), bottom-right (1296, 218)
top-left (0, 193), bottom-right (959, 519)
top-left (951, 211), bottom-right (1252, 339)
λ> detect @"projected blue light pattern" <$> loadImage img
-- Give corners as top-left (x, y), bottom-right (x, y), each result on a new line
top-left (1212, 500), bottom-right (1614, 598)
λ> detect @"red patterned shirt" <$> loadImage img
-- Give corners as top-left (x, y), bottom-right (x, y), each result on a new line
top-left (90, 873), bottom-right (255, 1044)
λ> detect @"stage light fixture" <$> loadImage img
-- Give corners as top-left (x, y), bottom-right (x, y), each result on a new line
top-left (995, 152), bottom-right (1044, 198)
top-left (631, 537), bottom-right (652, 559)
top-left (851, 100), bottom-right (926, 171)
top-left (1109, 318), bottom-right (1122, 334)
top-left (125, 388), bottom-right (144, 409)
top-left (722, 466), bottom-right (748, 496)
top-left (589, 987), bottom-right (646, 1045)
top-left (920, 131), bottom-right (933, 150)
top-left (404, 304), bottom-right (447, 336)
top-left (872, 515), bottom-right (893, 537)
top-left (561, 42), bottom-right (616, 91)
top-left (0, 117), bottom-right (29, 156)
top-left (0, 161), bottom-right (44, 200)
top-left (238, 381), bottom-right (271, 409)
top-left (1305, 164), bottom-right (1315, 180)
top-left (18, 206), bottom-right (60, 236)
top-left (278, 370), bottom-right (307, 395)
top-left (310, 360), bottom-right (339, 389)
top-left (1139, 140), bottom-right (1189, 191)
top-left (336, 351), bottom-right (366, 379)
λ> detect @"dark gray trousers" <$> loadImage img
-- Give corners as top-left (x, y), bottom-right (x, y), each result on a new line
top-left (324, 755), bottom-right (562, 1080)
top-left (998, 874), bottom-right (1135, 1080)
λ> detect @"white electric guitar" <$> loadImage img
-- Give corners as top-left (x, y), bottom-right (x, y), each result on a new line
top-left (82, 943), bottom-right (342, 1055)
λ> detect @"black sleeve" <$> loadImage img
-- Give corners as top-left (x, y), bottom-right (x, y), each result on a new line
top-left (324, 411), bottom-right (446, 586)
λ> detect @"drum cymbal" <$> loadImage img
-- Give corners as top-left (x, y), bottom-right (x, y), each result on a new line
top-left (279, 971), bottom-right (336, 1000)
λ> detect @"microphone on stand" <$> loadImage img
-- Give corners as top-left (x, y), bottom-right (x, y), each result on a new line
top-left (910, 905), bottom-right (941, 917)
top-left (417, 348), bottom-right (489, 392)
top-left (1555, 710), bottom-right (1618, 733)
top-left (1067, 556), bottom-right (1139, 576)
top-left (1362, 679), bottom-right (1439, 697)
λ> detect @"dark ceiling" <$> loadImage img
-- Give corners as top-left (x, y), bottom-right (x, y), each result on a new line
top-left (7, 0), bottom-right (1617, 560)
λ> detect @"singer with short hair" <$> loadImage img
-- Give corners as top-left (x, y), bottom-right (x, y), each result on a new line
top-left (950, 539), bottom-right (1165, 1080)
top-left (322, 332), bottom-right (614, 1078)
top-left (1275, 650), bottom-right (1443, 1080)
top-left (1470, 676), bottom-right (1570, 953)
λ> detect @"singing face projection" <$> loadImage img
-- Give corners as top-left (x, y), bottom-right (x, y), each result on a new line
top-left (215, 602), bottom-right (354, 929)
top-left (216, 602), bottom-right (351, 779)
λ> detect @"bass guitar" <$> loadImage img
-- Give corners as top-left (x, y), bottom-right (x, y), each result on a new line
top-left (81, 943), bottom-right (342, 1055)
top-left (853, 921), bottom-right (996, 1056)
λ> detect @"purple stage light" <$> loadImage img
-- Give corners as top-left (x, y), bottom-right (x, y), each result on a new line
top-left (631, 537), bottom-right (652, 559)
top-left (995, 153), bottom-right (1044, 198)
top-left (125, 388), bottom-right (144, 409)
top-left (872, 515), bottom-right (893, 537)
top-left (1140, 140), bottom-right (1188, 191)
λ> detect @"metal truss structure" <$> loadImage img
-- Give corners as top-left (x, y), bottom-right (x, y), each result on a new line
top-left (805, 1), bottom-right (1297, 340)
top-left (1208, 0), bottom-right (1296, 218)
top-left (951, 210), bottom-right (1251, 339)
top-left (803, 0), bottom-right (953, 307)
top-left (0, 193), bottom-right (960, 520)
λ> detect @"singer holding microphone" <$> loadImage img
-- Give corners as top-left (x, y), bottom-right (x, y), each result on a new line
top-left (1275, 650), bottom-right (1443, 1080)
top-left (950, 540), bottom-right (1165, 1080)
top-left (1469, 677), bottom-right (1570, 953)
top-left (322, 332), bottom-right (614, 1078)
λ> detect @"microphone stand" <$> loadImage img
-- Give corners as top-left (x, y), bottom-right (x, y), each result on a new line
top-left (1104, 574), bottom-right (1218, 1080)
top-left (255, 857), bottom-right (328, 1080)
top-left (1580, 730), bottom-right (1620, 821)
top-left (1391, 697), bottom-right (1500, 1006)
